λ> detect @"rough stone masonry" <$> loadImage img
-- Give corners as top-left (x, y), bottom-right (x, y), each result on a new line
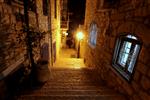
top-left (83, 0), bottom-right (150, 100)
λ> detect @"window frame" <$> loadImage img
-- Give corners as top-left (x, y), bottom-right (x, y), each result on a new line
top-left (112, 34), bottom-right (142, 82)
top-left (88, 22), bottom-right (98, 48)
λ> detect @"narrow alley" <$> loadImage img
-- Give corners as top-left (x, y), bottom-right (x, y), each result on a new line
top-left (0, 0), bottom-right (150, 100)
top-left (16, 48), bottom-right (126, 100)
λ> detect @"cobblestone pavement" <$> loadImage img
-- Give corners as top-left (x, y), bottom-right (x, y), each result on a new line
top-left (16, 49), bottom-right (126, 100)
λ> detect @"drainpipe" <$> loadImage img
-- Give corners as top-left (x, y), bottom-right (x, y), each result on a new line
top-left (48, 0), bottom-right (53, 66)
top-left (23, 0), bottom-right (35, 69)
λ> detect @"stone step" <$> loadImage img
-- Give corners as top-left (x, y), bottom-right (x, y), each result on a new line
top-left (43, 83), bottom-right (107, 89)
top-left (49, 78), bottom-right (99, 83)
top-left (47, 79), bottom-right (98, 84)
top-left (42, 85), bottom-right (108, 90)
top-left (16, 68), bottom-right (126, 100)
top-left (49, 76), bottom-right (95, 79)
top-left (21, 89), bottom-right (119, 96)
top-left (51, 69), bottom-right (95, 74)
top-left (17, 95), bottom-right (126, 100)
top-left (50, 75), bottom-right (92, 79)
top-left (43, 83), bottom-right (104, 88)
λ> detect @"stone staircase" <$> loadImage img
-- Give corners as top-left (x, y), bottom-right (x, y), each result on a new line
top-left (16, 68), bottom-right (126, 100)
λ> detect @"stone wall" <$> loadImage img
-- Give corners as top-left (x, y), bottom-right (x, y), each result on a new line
top-left (0, 1), bottom-right (27, 99)
top-left (84, 0), bottom-right (150, 100)
top-left (0, 1), bottom-right (27, 77)
top-left (0, 0), bottom-right (50, 99)
top-left (36, 0), bottom-right (48, 32)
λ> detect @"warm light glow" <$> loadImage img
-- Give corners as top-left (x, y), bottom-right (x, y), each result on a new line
top-left (74, 66), bottom-right (81, 69)
top-left (76, 32), bottom-right (84, 40)
top-left (65, 32), bottom-right (68, 36)
top-left (63, 32), bottom-right (68, 36)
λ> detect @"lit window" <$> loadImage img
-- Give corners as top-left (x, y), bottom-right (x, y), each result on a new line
top-left (112, 34), bottom-right (142, 81)
top-left (89, 22), bottom-right (98, 47)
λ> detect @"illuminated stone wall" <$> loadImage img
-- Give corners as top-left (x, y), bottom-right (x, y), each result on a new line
top-left (84, 0), bottom-right (150, 99)
top-left (0, 0), bottom-right (52, 99)
top-left (0, 1), bottom-right (27, 77)
top-left (0, 1), bottom-right (27, 99)
top-left (50, 0), bottom-right (61, 62)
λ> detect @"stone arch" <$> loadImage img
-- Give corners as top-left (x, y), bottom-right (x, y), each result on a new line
top-left (117, 21), bottom-right (150, 44)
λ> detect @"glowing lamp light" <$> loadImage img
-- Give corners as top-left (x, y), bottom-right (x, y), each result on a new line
top-left (63, 32), bottom-right (68, 36)
top-left (65, 32), bottom-right (68, 36)
top-left (76, 32), bottom-right (84, 40)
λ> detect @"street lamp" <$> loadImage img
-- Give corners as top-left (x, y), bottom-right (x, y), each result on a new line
top-left (76, 32), bottom-right (84, 58)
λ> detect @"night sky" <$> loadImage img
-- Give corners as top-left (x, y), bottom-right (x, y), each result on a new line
top-left (68, 0), bottom-right (86, 33)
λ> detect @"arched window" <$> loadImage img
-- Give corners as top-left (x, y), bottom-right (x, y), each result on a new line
top-left (112, 34), bottom-right (142, 81)
top-left (89, 22), bottom-right (98, 47)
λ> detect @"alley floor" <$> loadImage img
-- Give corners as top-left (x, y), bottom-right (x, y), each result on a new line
top-left (53, 48), bottom-right (85, 69)
top-left (16, 48), bottom-right (126, 100)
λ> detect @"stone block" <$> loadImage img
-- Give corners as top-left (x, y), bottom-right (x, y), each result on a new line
top-left (118, 4), bottom-right (133, 13)
top-left (133, 17), bottom-right (144, 23)
top-left (139, 91), bottom-right (150, 100)
top-left (141, 76), bottom-right (150, 90)
top-left (132, 94), bottom-right (142, 100)
top-left (109, 37), bottom-right (115, 49)
top-left (148, 0), bottom-right (150, 4)
top-left (141, 6), bottom-right (149, 17)
top-left (116, 77), bottom-right (123, 85)
top-left (134, 8), bottom-right (142, 17)
top-left (139, 47), bottom-right (146, 62)
top-left (5, 5), bottom-right (12, 14)
top-left (0, 0), bottom-right (4, 3)
top-left (132, 81), bottom-right (140, 92)
top-left (110, 13), bottom-right (125, 21)
top-left (0, 4), bottom-right (2, 12)
top-left (112, 21), bottom-right (120, 29)
top-left (133, 71), bottom-right (141, 82)
top-left (123, 82), bottom-right (134, 95)
top-left (136, 62), bottom-right (148, 75)
top-left (125, 11), bottom-right (134, 20)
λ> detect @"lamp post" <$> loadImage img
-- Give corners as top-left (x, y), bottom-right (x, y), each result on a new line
top-left (76, 32), bottom-right (84, 58)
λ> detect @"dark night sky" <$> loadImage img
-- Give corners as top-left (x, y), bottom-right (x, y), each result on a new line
top-left (68, 0), bottom-right (86, 33)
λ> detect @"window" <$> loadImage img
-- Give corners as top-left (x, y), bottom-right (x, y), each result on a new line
top-left (112, 34), bottom-right (142, 81)
top-left (89, 22), bottom-right (98, 47)
top-left (43, 0), bottom-right (48, 16)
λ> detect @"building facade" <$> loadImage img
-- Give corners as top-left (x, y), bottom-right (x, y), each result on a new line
top-left (60, 0), bottom-right (69, 48)
top-left (0, 0), bottom-right (61, 99)
top-left (84, 0), bottom-right (150, 99)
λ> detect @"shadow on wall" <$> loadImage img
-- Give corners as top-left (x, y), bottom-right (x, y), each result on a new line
top-left (0, 14), bottom-right (14, 72)
top-left (0, 10), bottom-right (27, 100)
